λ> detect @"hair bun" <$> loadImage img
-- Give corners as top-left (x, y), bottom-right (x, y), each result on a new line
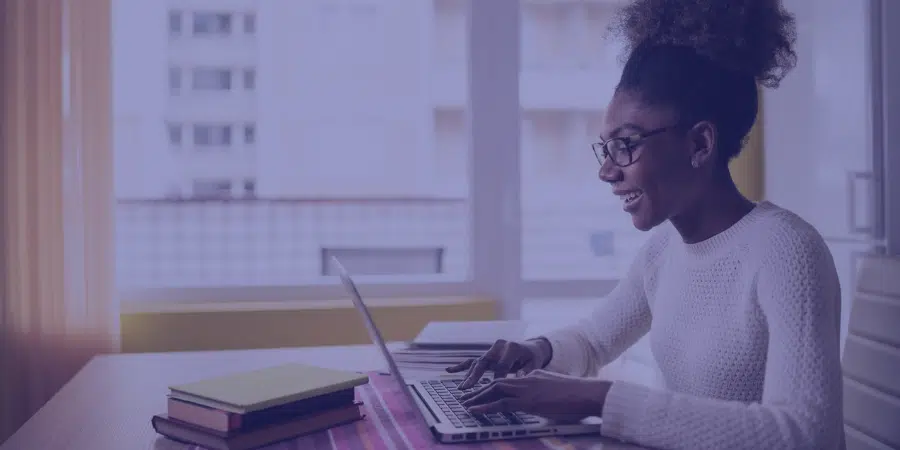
top-left (608, 0), bottom-right (798, 88)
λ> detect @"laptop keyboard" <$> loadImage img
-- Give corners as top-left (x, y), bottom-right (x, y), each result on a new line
top-left (422, 379), bottom-right (543, 429)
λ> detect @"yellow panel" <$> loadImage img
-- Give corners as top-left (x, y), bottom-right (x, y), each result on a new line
top-left (730, 89), bottom-right (765, 201)
top-left (121, 297), bottom-right (498, 353)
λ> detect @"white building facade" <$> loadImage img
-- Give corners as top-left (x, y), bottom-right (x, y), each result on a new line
top-left (112, 0), bottom-right (643, 290)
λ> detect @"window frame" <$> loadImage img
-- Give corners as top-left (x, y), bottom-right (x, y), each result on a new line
top-left (873, 0), bottom-right (900, 256)
top-left (120, 0), bottom-right (619, 310)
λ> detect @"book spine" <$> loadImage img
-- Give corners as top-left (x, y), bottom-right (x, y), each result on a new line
top-left (168, 387), bottom-right (356, 432)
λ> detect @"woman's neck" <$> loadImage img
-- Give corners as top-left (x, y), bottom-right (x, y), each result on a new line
top-left (670, 177), bottom-right (756, 244)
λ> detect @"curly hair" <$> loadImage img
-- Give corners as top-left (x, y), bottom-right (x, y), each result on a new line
top-left (609, 0), bottom-right (798, 88)
top-left (606, 0), bottom-right (798, 162)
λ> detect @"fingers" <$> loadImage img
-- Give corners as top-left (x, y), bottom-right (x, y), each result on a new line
top-left (526, 369), bottom-right (552, 378)
top-left (491, 343), bottom-right (521, 380)
top-left (445, 358), bottom-right (473, 373)
top-left (459, 341), bottom-right (505, 389)
top-left (468, 398), bottom-right (522, 415)
top-left (459, 379), bottom-right (524, 405)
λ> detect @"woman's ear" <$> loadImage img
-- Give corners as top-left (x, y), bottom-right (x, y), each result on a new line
top-left (688, 121), bottom-right (717, 167)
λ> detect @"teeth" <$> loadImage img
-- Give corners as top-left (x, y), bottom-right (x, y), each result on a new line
top-left (622, 191), bottom-right (642, 203)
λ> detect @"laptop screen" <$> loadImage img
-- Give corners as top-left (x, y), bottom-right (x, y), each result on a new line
top-left (332, 256), bottom-right (432, 425)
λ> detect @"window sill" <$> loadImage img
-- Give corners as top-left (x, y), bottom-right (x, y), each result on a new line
top-left (120, 295), bottom-right (490, 314)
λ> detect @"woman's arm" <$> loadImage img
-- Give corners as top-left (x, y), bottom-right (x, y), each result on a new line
top-left (598, 232), bottom-right (846, 450)
top-left (538, 228), bottom-right (670, 377)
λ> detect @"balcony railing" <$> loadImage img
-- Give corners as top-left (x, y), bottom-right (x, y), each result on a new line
top-left (115, 196), bottom-right (644, 290)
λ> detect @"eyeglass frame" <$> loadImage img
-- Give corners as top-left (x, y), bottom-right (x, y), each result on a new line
top-left (591, 124), bottom-right (682, 168)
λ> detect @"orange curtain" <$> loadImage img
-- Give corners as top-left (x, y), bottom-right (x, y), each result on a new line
top-left (0, 0), bottom-right (118, 442)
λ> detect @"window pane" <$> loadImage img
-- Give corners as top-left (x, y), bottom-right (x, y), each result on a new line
top-left (168, 67), bottom-right (181, 93)
top-left (168, 11), bottom-right (182, 35)
top-left (192, 68), bottom-right (233, 91)
top-left (243, 124), bottom-right (256, 145)
top-left (112, 1), bottom-right (471, 290)
top-left (243, 13), bottom-right (256, 34)
top-left (167, 123), bottom-right (182, 146)
top-left (193, 12), bottom-right (232, 35)
top-left (192, 179), bottom-right (233, 199)
top-left (519, 1), bottom-right (645, 281)
top-left (243, 69), bottom-right (255, 90)
top-left (192, 124), bottom-right (232, 147)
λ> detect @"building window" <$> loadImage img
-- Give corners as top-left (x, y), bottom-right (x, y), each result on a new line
top-left (243, 179), bottom-right (256, 198)
top-left (168, 11), bottom-right (182, 35)
top-left (192, 12), bottom-right (232, 36)
top-left (243, 124), bottom-right (256, 145)
top-left (192, 179), bottom-right (233, 199)
top-left (191, 68), bottom-right (232, 91)
top-left (242, 69), bottom-right (256, 90)
top-left (243, 13), bottom-right (256, 34)
top-left (193, 124), bottom-right (232, 147)
top-left (168, 67), bottom-right (182, 94)
top-left (167, 123), bottom-right (182, 146)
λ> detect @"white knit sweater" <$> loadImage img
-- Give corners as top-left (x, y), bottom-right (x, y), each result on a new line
top-left (542, 201), bottom-right (846, 450)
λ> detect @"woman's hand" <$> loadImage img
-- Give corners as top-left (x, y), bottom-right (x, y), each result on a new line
top-left (445, 338), bottom-right (551, 390)
top-left (458, 369), bottom-right (612, 421)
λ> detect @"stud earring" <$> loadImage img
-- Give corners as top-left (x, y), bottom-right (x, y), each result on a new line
top-left (691, 160), bottom-right (699, 168)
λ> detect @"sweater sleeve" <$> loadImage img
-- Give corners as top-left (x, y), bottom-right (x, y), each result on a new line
top-left (599, 229), bottom-right (846, 450)
top-left (539, 229), bottom-right (666, 377)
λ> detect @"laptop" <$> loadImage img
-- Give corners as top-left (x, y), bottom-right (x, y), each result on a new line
top-left (332, 256), bottom-right (603, 444)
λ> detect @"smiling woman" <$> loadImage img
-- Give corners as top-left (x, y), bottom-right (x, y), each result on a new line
top-left (459, 0), bottom-right (847, 449)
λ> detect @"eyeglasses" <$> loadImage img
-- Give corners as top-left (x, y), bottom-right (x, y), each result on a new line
top-left (591, 125), bottom-right (678, 167)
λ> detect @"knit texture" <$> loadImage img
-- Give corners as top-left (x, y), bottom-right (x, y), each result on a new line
top-left (542, 201), bottom-right (846, 450)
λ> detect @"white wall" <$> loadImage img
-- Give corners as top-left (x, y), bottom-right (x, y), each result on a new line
top-left (763, 0), bottom-right (881, 352)
top-left (256, 0), bottom-right (436, 199)
top-left (112, 0), bottom-right (171, 199)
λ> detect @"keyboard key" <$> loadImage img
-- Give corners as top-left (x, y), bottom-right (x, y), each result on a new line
top-left (488, 416), bottom-right (508, 426)
top-left (503, 413), bottom-right (523, 425)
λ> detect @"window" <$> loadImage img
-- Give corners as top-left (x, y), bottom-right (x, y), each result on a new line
top-left (191, 68), bottom-right (232, 91)
top-left (113, 1), bottom-right (622, 306)
top-left (243, 179), bottom-right (256, 198)
top-left (192, 179), bottom-right (233, 199)
top-left (519, 0), bottom-right (639, 282)
top-left (192, 124), bottom-right (232, 147)
top-left (168, 67), bottom-right (181, 94)
top-left (114, 1), bottom-right (473, 294)
top-left (242, 69), bottom-right (255, 91)
top-left (167, 123), bottom-right (182, 146)
top-left (243, 124), bottom-right (256, 145)
top-left (243, 13), bottom-right (256, 34)
top-left (192, 12), bottom-right (232, 36)
top-left (168, 10), bottom-right (182, 35)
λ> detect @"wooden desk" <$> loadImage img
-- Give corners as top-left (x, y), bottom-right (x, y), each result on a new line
top-left (0, 344), bottom-right (647, 449)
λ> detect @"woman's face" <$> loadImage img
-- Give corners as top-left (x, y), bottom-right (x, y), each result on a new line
top-left (598, 90), bottom-right (705, 231)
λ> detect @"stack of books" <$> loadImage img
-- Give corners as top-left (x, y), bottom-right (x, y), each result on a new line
top-left (152, 363), bottom-right (369, 450)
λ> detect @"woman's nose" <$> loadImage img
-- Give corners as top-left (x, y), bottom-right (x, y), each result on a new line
top-left (598, 158), bottom-right (621, 183)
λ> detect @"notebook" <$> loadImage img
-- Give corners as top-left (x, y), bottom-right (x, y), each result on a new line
top-left (168, 363), bottom-right (369, 414)
top-left (152, 402), bottom-right (364, 450)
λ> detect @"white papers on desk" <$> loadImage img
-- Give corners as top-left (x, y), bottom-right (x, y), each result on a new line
top-left (410, 320), bottom-right (527, 349)
top-left (388, 347), bottom-right (487, 380)
top-left (386, 320), bottom-right (525, 379)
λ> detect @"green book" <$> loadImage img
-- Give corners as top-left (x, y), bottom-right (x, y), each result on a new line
top-left (168, 363), bottom-right (369, 414)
